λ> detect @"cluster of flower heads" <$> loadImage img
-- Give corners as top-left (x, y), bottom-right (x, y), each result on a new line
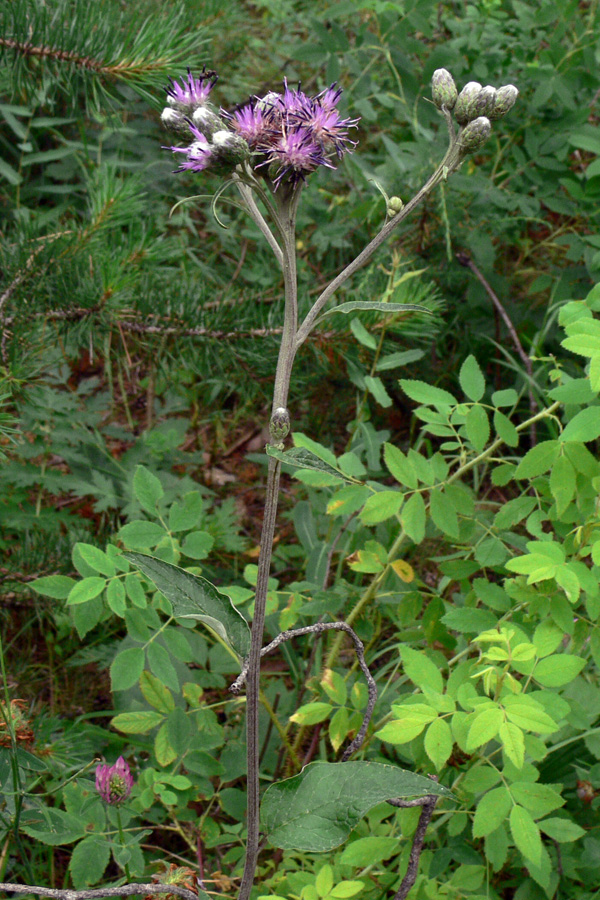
top-left (95, 756), bottom-right (134, 805)
top-left (161, 68), bottom-right (359, 189)
top-left (431, 69), bottom-right (518, 155)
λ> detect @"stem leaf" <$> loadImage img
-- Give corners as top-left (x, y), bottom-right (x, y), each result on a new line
top-left (123, 551), bottom-right (251, 659)
top-left (261, 761), bottom-right (454, 851)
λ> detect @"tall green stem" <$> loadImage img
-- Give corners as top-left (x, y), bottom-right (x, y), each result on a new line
top-left (237, 187), bottom-right (300, 900)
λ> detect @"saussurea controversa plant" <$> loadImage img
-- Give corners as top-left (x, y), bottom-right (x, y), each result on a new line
top-left (0, 68), bottom-right (517, 900)
top-left (159, 66), bottom-right (517, 900)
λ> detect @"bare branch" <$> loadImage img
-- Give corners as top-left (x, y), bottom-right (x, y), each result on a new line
top-left (0, 883), bottom-right (201, 900)
top-left (229, 621), bottom-right (377, 760)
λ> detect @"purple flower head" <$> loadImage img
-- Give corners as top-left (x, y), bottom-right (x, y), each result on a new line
top-left (230, 102), bottom-right (275, 147)
top-left (296, 100), bottom-right (359, 158)
top-left (164, 122), bottom-right (213, 173)
top-left (95, 756), bottom-right (134, 805)
top-left (258, 125), bottom-right (335, 188)
top-left (166, 67), bottom-right (218, 110)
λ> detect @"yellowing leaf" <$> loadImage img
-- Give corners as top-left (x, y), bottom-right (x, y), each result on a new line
top-left (391, 559), bottom-right (414, 583)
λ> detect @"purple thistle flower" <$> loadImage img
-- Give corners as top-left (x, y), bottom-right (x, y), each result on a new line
top-left (164, 122), bottom-right (213, 173)
top-left (230, 103), bottom-right (275, 147)
top-left (95, 756), bottom-right (134, 805)
top-left (257, 125), bottom-right (335, 188)
top-left (295, 100), bottom-right (359, 158)
top-left (166, 67), bottom-right (218, 110)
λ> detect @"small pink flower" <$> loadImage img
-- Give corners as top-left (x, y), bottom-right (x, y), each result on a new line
top-left (95, 756), bottom-right (134, 805)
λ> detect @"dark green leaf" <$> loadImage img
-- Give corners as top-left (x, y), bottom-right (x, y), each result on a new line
top-left (123, 552), bottom-right (250, 658)
top-left (261, 761), bottom-right (453, 851)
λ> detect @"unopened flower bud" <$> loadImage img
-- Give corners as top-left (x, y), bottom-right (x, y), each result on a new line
top-left (161, 107), bottom-right (189, 135)
top-left (472, 85), bottom-right (497, 118)
top-left (488, 84), bottom-right (519, 120)
top-left (454, 81), bottom-right (482, 125)
top-left (459, 116), bottom-right (492, 154)
top-left (192, 105), bottom-right (227, 139)
top-left (270, 407), bottom-right (290, 442)
top-left (210, 131), bottom-right (250, 173)
top-left (431, 69), bottom-right (458, 110)
top-left (387, 196), bottom-right (404, 217)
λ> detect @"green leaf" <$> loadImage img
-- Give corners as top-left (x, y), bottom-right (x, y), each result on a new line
top-left (401, 492), bottom-right (426, 544)
top-left (111, 710), bottom-right (165, 734)
top-left (560, 407), bottom-right (600, 442)
top-left (321, 669), bottom-right (347, 706)
top-left (510, 805), bottom-right (542, 866)
top-left (533, 654), bottom-right (585, 687)
top-left (401, 646), bottom-right (444, 693)
top-left (429, 488), bottom-right (459, 539)
top-left (133, 464), bottom-right (164, 513)
top-left (339, 836), bottom-right (399, 866)
top-left (110, 647), bottom-right (145, 692)
top-left (550, 455), bottom-right (576, 515)
top-left (364, 375), bottom-right (393, 407)
top-left (106, 578), bottom-right (126, 617)
top-left (147, 641), bottom-right (179, 692)
top-left (465, 707), bottom-right (503, 751)
top-left (376, 703), bottom-right (437, 743)
top-left (261, 761), bottom-right (453, 851)
top-left (359, 490), bottom-right (403, 525)
top-left (117, 520), bottom-right (166, 549)
top-left (30, 574), bottom-right (76, 599)
top-left (289, 702), bottom-right (333, 726)
top-left (510, 783), bottom-right (564, 818)
top-left (472, 786), bottom-right (511, 838)
top-left (493, 410), bottom-right (519, 447)
top-left (123, 552), bottom-right (250, 659)
top-left (499, 721), bottom-right (525, 768)
top-left (168, 492), bottom-right (204, 532)
top-left (181, 530), bottom-right (215, 560)
top-left (538, 817), bottom-right (585, 842)
top-left (20, 808), bottom-right (86, 846)
top-left (384, 443), bottom-right (419, 489)
top-left (69, 835), bottom-right (110, 888)
top-left (514, 441), bottom-right (560, 479)
top-left (424, 717), bottom-right (453, 771)
top-left (491, 389), bottom-right (519, 408)
top-left (502, 696), bottom-right (559, 734)
top-left (441, 608), bottom-right (498, 633)
top-left (376, 349), bottom-right (424, 371)
top-left (327, 484), bottom-right (370, 517)
top-left (459, 356), bottom-right (485, 402)
top-left (140, 671), bottom-right (175, 714)
top-left (266, 446), bottom-right (347, 483)
top-left (465, 404), bottom-right (490, 452)
top-left (400, 380), bottom-right (457, 409)
top-left (67, 577), bottom-right (106, 605)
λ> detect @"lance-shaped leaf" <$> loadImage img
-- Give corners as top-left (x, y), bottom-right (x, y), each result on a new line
top-left (123, 552), bottom-right (250, 659)
top-left (315, 300), bottom-right (433, 327)
top-left (261, 761), bottom-right (454, 851)
top-left (266, 446), bottom-right (358, 483)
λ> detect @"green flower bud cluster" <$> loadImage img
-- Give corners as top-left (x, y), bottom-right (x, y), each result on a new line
top-left (431, 71), bottom-right (518, 157)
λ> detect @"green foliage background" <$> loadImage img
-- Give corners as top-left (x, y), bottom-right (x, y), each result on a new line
top-left (2, 0), bottom-right (600, 898)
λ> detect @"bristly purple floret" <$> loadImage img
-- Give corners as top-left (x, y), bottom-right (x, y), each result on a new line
top-left (278, 79), bottom-right (312, 116)
top-left (164, 122), bottom-right (212, 172)
top-left (257, 126), bottom-right (335, 188)
top-left (295, 100), bottom-right (359, 158)
top-left (230, 103), bottom-right (275, 147)
top-left (316, 83), bottom-right (343, 110)
top-left (166, 66), bottom-right (218, 108)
